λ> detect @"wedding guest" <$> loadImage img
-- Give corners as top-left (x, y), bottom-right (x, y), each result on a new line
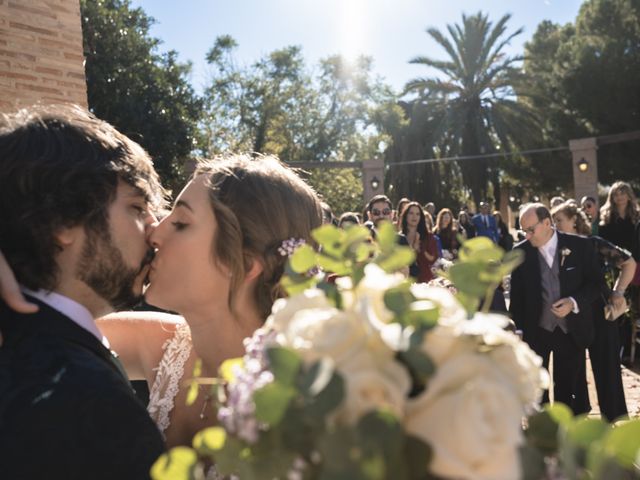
top-left (98, 155), bottom-right (324, 448)
top-left (599, 181), bottom-right (639, 253)
top-left (395, 197), bottom-right (410, 230)
top-left (0, 105), bottom-right (166, 479)
top-left (472, 201), bottom-right (499, 243)
top-left (365, 194), bottom-right (409, 247)
top-left (399, 201), bottom-right (439, 283)
top-left (338, 212), bottom-right (360, 229)
top-left (550, 196), bottom-right (565, 208)
top-left (580, 195), bottom-right (599, 236)
top-left (424, 201), bottom-right (436, 219)
top-left (552, 201), bottom-right (633, 421)
top-left (494, 210), bottom-right (514, 252)
top-left (434, 208), bottom-right (460, 259)
top-left (457, 210), bottom-right (475, 239)
top-left (510, 203), bottom-right (602, 414)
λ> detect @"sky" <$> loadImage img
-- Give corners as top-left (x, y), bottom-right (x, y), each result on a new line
top-left (129, 0), bottom-right (585, 95)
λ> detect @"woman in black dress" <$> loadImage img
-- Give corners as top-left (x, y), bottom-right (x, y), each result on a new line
top-left (552, 201), bottom-right (635, 421)
top-left (599, 181), bottom-right (640, 252)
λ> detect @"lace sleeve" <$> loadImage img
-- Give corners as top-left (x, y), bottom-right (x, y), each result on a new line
top-left (592, 235), bottom-right (631, 271)
top-left (147, 323), bottom-right (192, 435)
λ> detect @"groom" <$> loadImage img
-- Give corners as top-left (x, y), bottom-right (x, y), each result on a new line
top-left (0, 106), bottom-right (166, 479)
top-left (510, 203), bottom-right (602, 413)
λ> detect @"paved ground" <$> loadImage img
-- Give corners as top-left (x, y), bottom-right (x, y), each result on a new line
top-left (586, 360), bottom-right (640, 418)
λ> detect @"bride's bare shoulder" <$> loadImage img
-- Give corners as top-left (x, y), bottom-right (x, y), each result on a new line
top-left (97, 311), bottom-right (188, 380)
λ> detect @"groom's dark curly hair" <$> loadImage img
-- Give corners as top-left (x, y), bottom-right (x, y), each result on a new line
top-left (0, 104), bottom-right (166, 292)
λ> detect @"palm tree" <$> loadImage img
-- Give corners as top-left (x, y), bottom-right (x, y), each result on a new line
top-left (405, 12), bottom-right (538, 207)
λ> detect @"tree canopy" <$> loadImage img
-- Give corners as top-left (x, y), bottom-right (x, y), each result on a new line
top-left (81, 0), bottom-right (202, 193)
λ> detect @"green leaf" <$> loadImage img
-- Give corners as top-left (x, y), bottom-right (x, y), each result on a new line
top-left (266, 347), bottom-right (302, 386)
top-left (399, 348), bottom-right (435, 379)
top-left (403, 300), bottom-right (439, 329)
top-left (290, 244), bottom-right (317, 273)
top-left (192, 426), bottom-right (227, 455)
top-left (253, 382), bottom-right (297, 425)
top-left (525, 404), bottom-right (573, 455)
top-left (305, 366), bottom-right (345, 419)
top-left (317, 252), bottom-right (351, 275)
top-left (312, 224), bottom-right (344, 257)
top-left (447, 263), bottom-right (491, 297)
top-left (376, 247), bottom-right (415, 273)
top-left (519, 445), bottom-right (547, 480)
top-left (600, 420), bottom-right (640, 468)
top-left (458, 236), bottom-right (503, 263)
top-left (376, 221), bottom-right (397, 251)
top-left (150, 447), bottom-right (198, 480)
top-left (280, 273), bottom-right (317, 296)
top-left (383, 284), bottom-right (416, 316)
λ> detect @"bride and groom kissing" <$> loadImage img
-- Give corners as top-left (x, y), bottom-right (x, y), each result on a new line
top-left (0, 105), bottom-right (323, 478)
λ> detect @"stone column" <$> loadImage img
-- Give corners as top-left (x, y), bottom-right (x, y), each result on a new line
top-left (0, 0), bottom-right (87, 111)
top-left (362, 156), bottom-right (385, 205)
top-left (569, 137), bottom-right (598, 203)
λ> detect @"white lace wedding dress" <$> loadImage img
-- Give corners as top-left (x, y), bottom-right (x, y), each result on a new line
top-left (147, 323), bottom-right (226, 480)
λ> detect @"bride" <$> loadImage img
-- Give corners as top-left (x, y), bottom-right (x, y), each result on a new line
top-left (1, 154), bottom-right (323, 448)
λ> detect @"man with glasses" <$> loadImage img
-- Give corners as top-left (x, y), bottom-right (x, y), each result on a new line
top-left (510, 203), bottom-right (602, 414)
top-left (580, 195), bottom-right (599, 236)
top-left (364, 194), bottom-right (409, 246)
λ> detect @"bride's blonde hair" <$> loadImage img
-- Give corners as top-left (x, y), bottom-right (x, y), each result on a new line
top-left (195, 154), bottom-right (323, 318)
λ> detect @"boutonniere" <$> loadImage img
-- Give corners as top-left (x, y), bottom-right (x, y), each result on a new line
top-left (560, 247), bottom-right (572, 267)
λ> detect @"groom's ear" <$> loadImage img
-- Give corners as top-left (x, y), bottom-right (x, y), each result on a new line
top-left (54, 225), bottom-right (83, 248)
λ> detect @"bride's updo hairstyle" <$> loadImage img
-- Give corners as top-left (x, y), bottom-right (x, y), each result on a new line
top-left (194, 154), bottom-right (323, 318)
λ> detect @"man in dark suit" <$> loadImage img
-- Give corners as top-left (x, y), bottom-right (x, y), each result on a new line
top-left (510, 203), bottom-right (603, 414)
top-left (0, 106), bottom-right (166, 479)
top-left (472, 201), bottom-right (499, 243)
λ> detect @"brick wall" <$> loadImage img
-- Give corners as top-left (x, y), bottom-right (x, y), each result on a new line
top-left (0, 0), bottom-right (87, 111)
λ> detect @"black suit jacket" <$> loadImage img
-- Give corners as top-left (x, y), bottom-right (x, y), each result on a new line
top-left (0, 297), bottom-right (165, 479)
top-left (509, 232), bottom-right (603, 349)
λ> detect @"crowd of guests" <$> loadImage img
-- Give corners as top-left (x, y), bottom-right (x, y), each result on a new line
top-left (326, 195), bottom-right (515, 282)
top-left (322, 183), bottom-right (640, 422)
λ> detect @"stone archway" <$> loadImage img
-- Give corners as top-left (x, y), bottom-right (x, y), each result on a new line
top-left (570, 130), bottom-right (640, 202)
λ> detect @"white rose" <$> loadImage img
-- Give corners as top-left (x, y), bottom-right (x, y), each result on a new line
top-left (352, 263), bottom-right (406, 324)
top-left (266, 289), bottom-right (332, 332)
top-left (274, 305), bottom-right (385, 368)
top-left (410, 284), bottom-right (467, 327)
top-left (335, 350), bottom-right (411, 425)
top-left (405, 352), bottom-right (525, 480)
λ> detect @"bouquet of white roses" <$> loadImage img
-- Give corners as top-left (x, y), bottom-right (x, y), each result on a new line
top-left (152, 223), bottom-right (640, 480)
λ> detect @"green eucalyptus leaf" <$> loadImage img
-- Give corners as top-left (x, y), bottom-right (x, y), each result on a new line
top-left (519, 445), bottom-right (547, 480)
top-left (599, 420), bottom-right (640, 468)
top-left (304, 365), bottom-right (345, 419)
top-left (383, 284), bottom-right (416, 316)
top-left (458, 237), bottom-right (503, 262)
top-left (266, 347), bottom-right (302, 386)
top-left (253, 382), bottom-right (296, 425)
top-left (376, 247), bottom-right (415, 273)
top-left (317, 253), bottom-right (351, 275)
top-left (404, 300), bottom-right (439, 329)
top-left (448, 263), bottom-right (490, 297)
top-left (290, 244), bottom-right (317, 273)
top-left (280, 273), bottom-right (317, 296)
top-left (399, 348), bottom-right (435, 378)
top-left (312, 224), bottom-right (344, 256)
top-left (525, 404), bottom-right (571, 455)
top-left (192, 426), bottom-right (227, 455)
top-left (151, 447), bottom-right (198, 480)
top-left (376, 221), bottom-right (397, 251)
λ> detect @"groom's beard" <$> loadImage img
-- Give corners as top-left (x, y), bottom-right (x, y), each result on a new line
top-left (77, 230), bottom-right (149, 311)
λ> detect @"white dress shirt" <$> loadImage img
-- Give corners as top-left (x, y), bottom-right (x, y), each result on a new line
top-left (21, 287), bottom-right (110, 348)
top-left (538, 230), bottom-right (558, 268)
